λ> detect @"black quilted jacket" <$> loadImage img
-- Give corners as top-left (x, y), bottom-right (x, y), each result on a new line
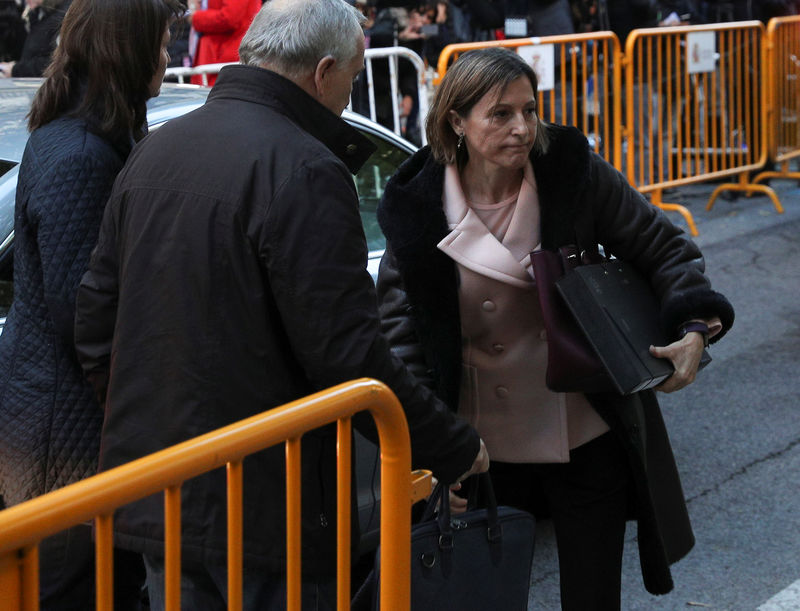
top-left (0, 115), bottom-right (130, 508)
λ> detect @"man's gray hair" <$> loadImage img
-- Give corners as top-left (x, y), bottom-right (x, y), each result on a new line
top-left (239, 0), bottom-right (365, 78)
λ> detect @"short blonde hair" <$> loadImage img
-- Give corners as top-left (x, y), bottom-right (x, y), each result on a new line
top-left (427, 47), bottom-right (549, 166)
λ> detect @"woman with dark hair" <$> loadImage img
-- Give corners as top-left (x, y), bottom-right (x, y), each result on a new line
top-left (376, 47), bottom-right (734, 609)
top-left (0, 0), bottom-right (184, 607)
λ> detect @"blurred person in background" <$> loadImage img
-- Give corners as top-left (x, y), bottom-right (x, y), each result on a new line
top-left (450, 0), bottom-right (505, 41)
top-left (502, 0), bottom-right (575, 36)
top-left (183, 0), bottom-right (260, 86)
top-left (752, 0), bottom-right (799, 22)
top-left (0, 0), bottom-right (26, 63)
top-left (360, 3), bottom-right (429, 144)
top-left (0, 0), bottom-right (184, 608)
top-left (0, 0), bottom-right (70, 78)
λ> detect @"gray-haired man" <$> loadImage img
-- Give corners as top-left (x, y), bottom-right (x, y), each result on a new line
top-left (75, 0), bottom-right (487, 608)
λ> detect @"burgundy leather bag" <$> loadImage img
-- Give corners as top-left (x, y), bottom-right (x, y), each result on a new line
top-left (531, 246), bottom-right (613, 393)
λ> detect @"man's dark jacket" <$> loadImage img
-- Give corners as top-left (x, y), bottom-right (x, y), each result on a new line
top-left (375, 125), bottom-right (734, 594)
top-left (74, 65), bottom-right (479, 575)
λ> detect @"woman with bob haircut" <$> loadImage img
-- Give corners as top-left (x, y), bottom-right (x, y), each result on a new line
top-left (376, 47), bottom-right (734, 609)
top-left (0, 0), bottom-right (184, 607)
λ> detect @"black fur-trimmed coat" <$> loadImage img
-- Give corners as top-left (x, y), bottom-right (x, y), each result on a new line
top-left (376, 124), bottom-right (735, 594)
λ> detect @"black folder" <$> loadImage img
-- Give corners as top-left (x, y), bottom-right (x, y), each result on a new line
top-left (555, 259), bottom-right (711, 395)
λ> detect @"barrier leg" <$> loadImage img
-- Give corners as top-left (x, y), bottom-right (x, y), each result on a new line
top-left (650, 189), bottom-right (699, 237)
top-left (0, 553), bottom-right (22, 611)
top-left (752, 161), bottom-right (800, 186)
top-left (164, 486), bottom-right (181, 611)
top-left (0, 547), bottom-right (38, 611)
top-left (96, 514), bottom-right (114, 611)
top-left (227, 461), bottom-right (244, 611)
top-left (706, 173), bottom-right (784, 213)
top-left (336, 419), bottom-right (352, 611)
top-left (286, 438), bottom-right (302, 611)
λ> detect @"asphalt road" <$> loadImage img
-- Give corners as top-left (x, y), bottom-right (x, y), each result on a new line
top-left (527, 177), bottom-right (800, 610)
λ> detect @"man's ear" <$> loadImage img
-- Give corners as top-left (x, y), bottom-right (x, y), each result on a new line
top-left (313, 55), bottom-right (337, 97)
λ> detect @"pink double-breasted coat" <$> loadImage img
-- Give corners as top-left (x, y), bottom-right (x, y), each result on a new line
top-left (437, 164), bottom-right (608, 463)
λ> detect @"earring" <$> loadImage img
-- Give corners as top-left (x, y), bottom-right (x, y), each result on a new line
top-left (457, 132), bottom-right (464, 151)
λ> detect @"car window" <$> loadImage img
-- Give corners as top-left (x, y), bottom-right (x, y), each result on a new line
top-left (354, 131), bottom-right (410, 254)
top-left (0, 165), bottom-right (16, 316)
top-left (0, 167), bottom-right (17, 261)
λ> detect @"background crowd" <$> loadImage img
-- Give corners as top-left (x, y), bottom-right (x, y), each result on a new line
top-left (2, 0), bottom-right (799, 78)
top-left (3, 0), bottom-right (799, 141)
top-left (347, 0), bottom-right (800, 143)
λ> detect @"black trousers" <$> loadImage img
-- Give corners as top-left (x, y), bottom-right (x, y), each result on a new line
top-left (489, 432), bottom-right (632, 611)
top-left (143, 555), bottom-right (336, 611)
top-left (38, 523), bottom-right (146, 611)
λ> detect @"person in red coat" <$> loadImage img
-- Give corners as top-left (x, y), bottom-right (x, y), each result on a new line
top-left (185, 0), bottom-right (260, 85)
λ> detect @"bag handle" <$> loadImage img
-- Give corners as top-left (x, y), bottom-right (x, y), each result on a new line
top-left (421, 473), bottom-right (501, 546)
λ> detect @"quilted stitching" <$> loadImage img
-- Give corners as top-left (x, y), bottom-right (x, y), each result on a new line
top-left (0, 117), bottom-right (122, 507)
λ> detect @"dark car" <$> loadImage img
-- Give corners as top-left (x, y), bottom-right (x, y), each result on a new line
top-left (0, 76), bottom-right (416, 552)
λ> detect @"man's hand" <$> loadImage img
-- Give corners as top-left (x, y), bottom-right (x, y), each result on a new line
top-left (426, 440), bottom-right (488, 515)
top-left (650, 332), bottom-right (705, 393)
top-left (457, 438), bottom-right (489, 482)
top-left (447, 481), bottom-right (469, 514)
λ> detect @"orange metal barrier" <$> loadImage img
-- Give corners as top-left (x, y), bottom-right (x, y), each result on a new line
top-left (0, 378), bottom-right (431, 611)
top-left (753, 15), bottom-right (800, 185)
top-left (436, 33), bottom-right (623, 168)
top-left (625, 21), bottom-right (782, 235)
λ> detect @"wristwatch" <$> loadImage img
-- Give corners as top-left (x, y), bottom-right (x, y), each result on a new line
top-left (678, 321), bottom-right (709, 348)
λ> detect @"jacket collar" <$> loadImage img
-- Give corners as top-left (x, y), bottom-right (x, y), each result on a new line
top-left (208, 65), bottom-right (376, 174)
top-left (378, 123), bottom-right (592, 263)
top-left (437, 163), bottom-right (539, 288)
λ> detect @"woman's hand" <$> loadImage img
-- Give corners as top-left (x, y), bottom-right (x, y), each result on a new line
top-left (649, 332), bottom-right (706, 393)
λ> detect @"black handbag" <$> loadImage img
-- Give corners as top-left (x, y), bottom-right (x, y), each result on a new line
top-left (555, 258), bottom-right (711, 394)
top-left (531, 206), bottom-right (712, 395)
top-left (368, 473), bottom-right (535, 610)
top-left (531, 245), bottom-right (613, 393)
